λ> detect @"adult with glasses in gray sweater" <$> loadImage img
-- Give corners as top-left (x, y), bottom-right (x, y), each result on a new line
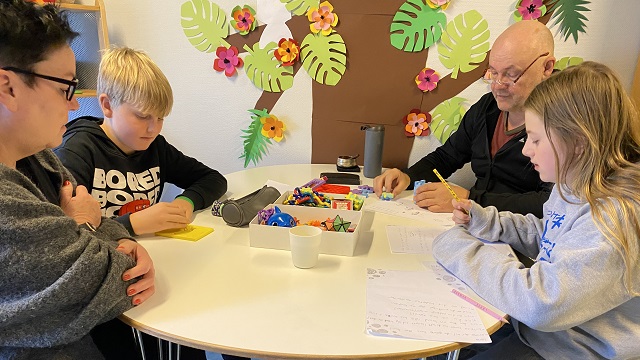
top-left (0, 1), bottom-right (155, 359)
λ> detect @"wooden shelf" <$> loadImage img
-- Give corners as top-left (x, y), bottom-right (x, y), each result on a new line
top-left (59, 3), bottom-right (100, 12)
top-left (75, 89), bottom-right (97, 98)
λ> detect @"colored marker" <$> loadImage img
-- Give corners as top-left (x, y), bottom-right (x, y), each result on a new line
top-left (451, 288), bottom-right (509, 324)
top-left (432, 169), bottom-right (469, 215)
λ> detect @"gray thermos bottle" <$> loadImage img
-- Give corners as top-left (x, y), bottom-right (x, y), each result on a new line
top-left (362, 125), bottom-right (385, 178)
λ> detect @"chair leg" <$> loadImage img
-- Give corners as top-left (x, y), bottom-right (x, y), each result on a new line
top-left (132, 328), bottom-right (147, 360)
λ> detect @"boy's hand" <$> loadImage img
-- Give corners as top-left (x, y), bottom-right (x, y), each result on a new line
top-left (116, 239), bottom-right (155, 306)
top-left (373, 168), bottom-right (411, 197)
top-left (451, 198), bottom-right (472, 225)
top-left (171, 197), bottom-right (194, 222)
top-left (129, 202), bottom-right (190, 235)
top-left (59, 181), bottom-right (102, 227)
top-left (414, 183), bottom-right (470, 213)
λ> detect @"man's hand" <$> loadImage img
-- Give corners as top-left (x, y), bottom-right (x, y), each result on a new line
top-left (129, 202), bottom-right (190, 235)
top-left (116, 239), bottom-right (155, 306)
top-left (414, 182), bottom-right (470, 213)
top-left (59, 181), bottom-right (102, 227)
top-left (373, 168), bottom-right (411, 198)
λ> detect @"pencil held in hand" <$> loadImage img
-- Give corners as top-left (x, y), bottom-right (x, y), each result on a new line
top-left (432, 169), bottom-right (469, 215)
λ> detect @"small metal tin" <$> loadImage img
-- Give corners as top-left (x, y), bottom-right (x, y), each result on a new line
top-left (337, 154), bottom-right (358, 168)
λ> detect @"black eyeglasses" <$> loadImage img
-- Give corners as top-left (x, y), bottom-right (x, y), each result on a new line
top-left (483, 52), bottom-right (550, 87)
top-left (1, 66), bottom-right (78, 101)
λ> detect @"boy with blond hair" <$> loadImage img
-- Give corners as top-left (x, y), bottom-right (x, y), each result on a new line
top-left (55, 46), bottom-right (227, 236)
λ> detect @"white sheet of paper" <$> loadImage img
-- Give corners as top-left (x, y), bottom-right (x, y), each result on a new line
top-left (366, 268), bottom-right (491, 343)
top-left (363, 196), bottom-right (455, 226)
top-left (386, 225), bottom-right (448, 254)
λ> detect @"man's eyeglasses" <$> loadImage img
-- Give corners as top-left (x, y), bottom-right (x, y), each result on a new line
top-left (483, 52), bottom-right (549, 87)
top-left (1, 66), bottom-right (78, 101)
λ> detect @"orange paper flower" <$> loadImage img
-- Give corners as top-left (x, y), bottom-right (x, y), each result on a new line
top-left (403, 109), bottom-right (432, 137)
top-left (260, 114), bottom-right (286, 142)
top-left (274, 38), bottom-right (300, 66)
top-left (307, 1), bottom-right (339, 36)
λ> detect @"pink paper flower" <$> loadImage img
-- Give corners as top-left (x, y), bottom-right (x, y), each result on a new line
top-left (516, 0), bottom-right (546, 21)
top-left (403, 109), bottom-right (432, 137)
top-left (213, 46), bottom-right (243, 77)
top-left (415, 68), bottom-right (440, 92)
top-left (307, 1), bottom-right (339, 36)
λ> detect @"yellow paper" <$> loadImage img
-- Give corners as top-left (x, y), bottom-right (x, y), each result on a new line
top-left (155, 225), bottom-right (214, 241)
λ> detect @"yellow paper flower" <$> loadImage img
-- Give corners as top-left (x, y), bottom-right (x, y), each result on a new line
top-left (260, 115), bottom-right (286, 142)
top-left (307, 1), bottom-right (339, 36)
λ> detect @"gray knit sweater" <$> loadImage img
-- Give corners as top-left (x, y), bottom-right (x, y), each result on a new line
top-left (0, 150), bottom-right (137, 359)
top-left (433, 186), bottom-right (640, 359)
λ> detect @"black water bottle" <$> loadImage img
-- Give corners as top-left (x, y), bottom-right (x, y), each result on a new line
top-left (362, 125), bottom-right (384, 178)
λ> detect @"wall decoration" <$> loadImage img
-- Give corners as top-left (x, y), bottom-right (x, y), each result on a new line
top-left (390, 0), bottom-right (447, 52)
top-left (403, 109), bottom-right (432, 137)
top-left (426, 0), bottom-right (452, 10)
top-left (548, 0), bottom-right (590, 43)
top-left (430, 97), bottom-right (467, 143)
top-left (415, 68), bottom-right (440, 92)
top-left (280, 0), bottom-right (319, 16)
top-left (244, 42), bottom-right (295, 91)
top-left (437, 10), bottom-right (490, 79)
top-left (554, 56), bottom-right (584, 70)
top-left (274, 38), bottom-right (300, 65)
top-left (300, 31), bottom-right (347, 86)
top-left (181, 0), bottom-right (230, 50)
top-left (231, 5), bottom-right (257, 35)
top-left (514, 0), bottom-right (547, 21)
top-left (307, 1), bottom-right (339, 35)
top-left (213, 45), bottom-right (244, 76)
top-left (240, 109), bottom-right (287, 167)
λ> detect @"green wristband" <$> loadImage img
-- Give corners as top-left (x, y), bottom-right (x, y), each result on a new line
top-left (176, 196), bottom-right (194, 208)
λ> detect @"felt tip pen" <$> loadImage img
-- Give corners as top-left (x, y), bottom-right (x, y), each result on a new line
top-left (432, 169), bottom-right (469, 215)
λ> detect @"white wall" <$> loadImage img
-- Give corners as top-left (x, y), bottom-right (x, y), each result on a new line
top-left (89, 0), bottom-right (640, 183)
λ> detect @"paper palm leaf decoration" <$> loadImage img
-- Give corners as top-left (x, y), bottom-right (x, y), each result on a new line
top-left (390, 0), bottom-right (446, 52)
top-left (280, 0), bottom-right (319, 16)
top-left (554, 56), bottom-right (583, 70)
top-left (437, 10), bottom-right (490, 79)
top-left (300, 32), bottom-right (347, 86)
top-left (430, 97), bottom-right (467, 144)
top-left (244, 42), bottom-right (295, 92)
top-left (240, 109), bottom-right (273, 167)
top-left (548, 0), bottom-right (590, 44)
top-left (181, 0), bottom-right (230, 51)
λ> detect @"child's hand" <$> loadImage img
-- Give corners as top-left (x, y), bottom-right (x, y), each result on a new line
top-left (171, 198), bottom-right (194, 222)
top-left (373, 169), bottom-right (411, 198)
top-left (451, 198), bottom-right (472, 225)
top-left (129, 202), bottom-right (190, 235)
top-left (59, 181), bottom-right (102, 227)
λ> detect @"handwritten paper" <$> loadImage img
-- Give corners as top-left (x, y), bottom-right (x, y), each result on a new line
top-left (366, 268), bottom-right (491, 343)
top-left (386, 225), bottom-right (447, 254)
top-left (363, 197), bottom-right (455, 226)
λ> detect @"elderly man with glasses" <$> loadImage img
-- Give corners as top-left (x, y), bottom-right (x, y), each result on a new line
top-left (374, 20), bottom-right (555, 218)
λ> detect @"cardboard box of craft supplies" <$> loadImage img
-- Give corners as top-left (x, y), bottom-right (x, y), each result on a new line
top-left (249, 204), bottom-right (364, 256)
top-left (276, 190), bottom-right (364, 211)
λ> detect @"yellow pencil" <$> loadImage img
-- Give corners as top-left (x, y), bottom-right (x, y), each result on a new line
top-left (432, 169), bottom-right (469, 215)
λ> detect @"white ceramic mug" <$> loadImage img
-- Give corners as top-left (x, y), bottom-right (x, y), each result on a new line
top-left (289, 226), bottom-right (322, 268)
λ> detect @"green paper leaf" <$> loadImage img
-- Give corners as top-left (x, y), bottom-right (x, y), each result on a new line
top-left (549, 0), bottom-right (590, 44)
top-left (300, 32), bottom-right (347, 86)
top-left (244, 42), bottom-right (294, 92)
top-left (431, 97), bottom-right (467, 144)
top-left (240, 109), bottom-right (273, 168)
top-left (280, 0), bottom-right (318, 16)
top-left (390, 0), bottom-right (446, 52)
top-left (437, 10), bottom-right (490, 79)
top-left (554, 56), bottom-right (584, 71)
top-left (181, 0), bottom-right (230, 52)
